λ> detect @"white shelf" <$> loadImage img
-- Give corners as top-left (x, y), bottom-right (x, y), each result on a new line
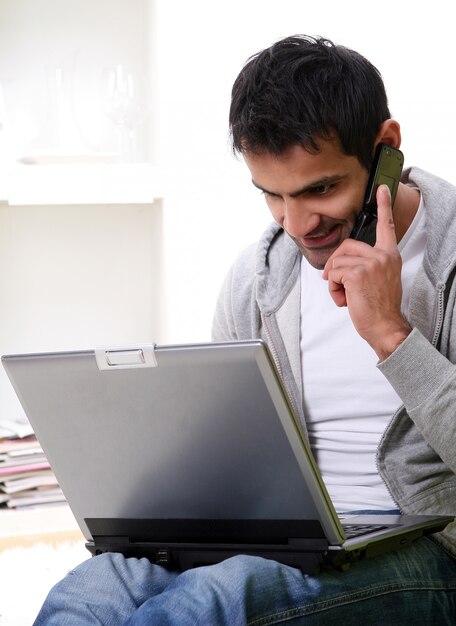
top-left (4, 162), bottom-right (164, 206)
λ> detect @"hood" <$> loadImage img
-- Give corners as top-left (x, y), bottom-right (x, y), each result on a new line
top-left (404, 167), bottom-right (456, 285)
top-left (255, 222), bottom-right (301, 315)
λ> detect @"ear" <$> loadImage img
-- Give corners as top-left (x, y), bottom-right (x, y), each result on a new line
top-left (375, 119), bottom-right (401, 149)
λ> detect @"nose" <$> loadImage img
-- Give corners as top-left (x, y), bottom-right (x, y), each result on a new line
top-left (282, 197), bottom-right (320, 239)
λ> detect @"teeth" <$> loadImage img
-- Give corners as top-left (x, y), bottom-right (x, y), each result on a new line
top-left (310, 232), bottom-right (329, 239)
top-left (309, 227), bottom-right (336, 239)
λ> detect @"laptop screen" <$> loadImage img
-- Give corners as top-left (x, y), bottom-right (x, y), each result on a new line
top-left (2, 341), bottom-right (343, 543)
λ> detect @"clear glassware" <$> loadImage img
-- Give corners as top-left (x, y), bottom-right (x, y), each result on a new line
top-left (103, 64), bottom-right (145, 162)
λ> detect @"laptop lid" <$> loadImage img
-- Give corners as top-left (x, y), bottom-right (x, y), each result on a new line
top-left (2, 341), bottom-right (452, 572)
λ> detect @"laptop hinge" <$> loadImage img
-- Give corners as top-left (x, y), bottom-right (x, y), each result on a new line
top-left (92, 535), bottom-right (131, 545)
top-left (288, 537), bottom-right (329, 550)
top-left (85, 518), bottom-right (328, 545)
top-left (95, 344), bottom-right (157, 370)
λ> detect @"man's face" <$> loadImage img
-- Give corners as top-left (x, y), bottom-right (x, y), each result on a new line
top-left (243, 139), bottom-right (370, 269)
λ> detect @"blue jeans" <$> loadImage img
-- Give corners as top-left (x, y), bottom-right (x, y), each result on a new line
top-left (34, 537), bottom-right (456, 625)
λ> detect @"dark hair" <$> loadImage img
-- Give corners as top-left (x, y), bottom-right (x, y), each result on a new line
top-left (229, 35), bottom-right (391, 169)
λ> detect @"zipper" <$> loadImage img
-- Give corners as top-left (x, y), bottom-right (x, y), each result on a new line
top-left (431, 282), bottom-right (446, 347)
top-left (375, 404), bottom-right (404, 511)
top-left (262, 313), bottom-right (303, 424)
top-left (262, 314), bottom-right (284, 379)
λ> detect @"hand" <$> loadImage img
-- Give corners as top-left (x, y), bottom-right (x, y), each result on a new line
top-left (322, 185), bottom-right (412, 360)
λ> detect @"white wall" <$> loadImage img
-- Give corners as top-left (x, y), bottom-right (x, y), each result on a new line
top-left (0, 201), bottom-right (163, 423)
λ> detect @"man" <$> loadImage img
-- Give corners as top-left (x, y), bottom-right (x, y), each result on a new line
top-left (34, 35), bottom-right (456, 625)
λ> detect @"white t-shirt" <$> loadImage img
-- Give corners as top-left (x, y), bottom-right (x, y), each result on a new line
top-left (300, 195), bottom-right (426, 512)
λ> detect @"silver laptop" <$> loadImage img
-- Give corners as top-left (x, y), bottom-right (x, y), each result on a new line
top-left (2, 340), bottom-right (452, 573)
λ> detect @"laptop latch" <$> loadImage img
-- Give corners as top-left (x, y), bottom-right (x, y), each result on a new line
top-left (95, 345), bottom-right (157, 370)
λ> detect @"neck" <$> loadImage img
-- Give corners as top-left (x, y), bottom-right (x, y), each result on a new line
top-left (393, 183), bottom-right (420, 242)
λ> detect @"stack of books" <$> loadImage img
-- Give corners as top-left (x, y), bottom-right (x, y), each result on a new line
top-left (0, 436), bottom-right (65, 509)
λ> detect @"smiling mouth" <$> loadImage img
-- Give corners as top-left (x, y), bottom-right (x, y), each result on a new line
top-left (301, 224), bottom-right (342, 249)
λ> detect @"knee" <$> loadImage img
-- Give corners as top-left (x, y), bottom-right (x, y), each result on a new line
top-left (181, 555), bottom-right (302, 596)
top-left (34, 552), bottom-right (160, 625)
top-left (67, 551), bottom-right (126, 578)
top-left (215, 554), bottom-right (300, 579)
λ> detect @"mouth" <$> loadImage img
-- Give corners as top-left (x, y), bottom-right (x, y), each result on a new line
top-left (300, 224), bottom-right (342, 249)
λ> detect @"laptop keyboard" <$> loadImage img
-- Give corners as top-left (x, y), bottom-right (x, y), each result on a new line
top-left (342, 523), bottom-right (388, 539)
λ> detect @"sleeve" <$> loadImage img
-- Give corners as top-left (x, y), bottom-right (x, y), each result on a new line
top-left (378, 327), bottom-right (456, 473)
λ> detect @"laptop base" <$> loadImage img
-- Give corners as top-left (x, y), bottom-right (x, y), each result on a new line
top-left (85, 540), bottom-right (330, 574)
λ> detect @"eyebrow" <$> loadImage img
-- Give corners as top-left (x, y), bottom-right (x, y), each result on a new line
top-left (252, 175), bottom-right (343, 198)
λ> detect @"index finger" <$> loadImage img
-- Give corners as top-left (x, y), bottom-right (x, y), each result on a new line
top-left (375, 184), bottom-right (397, 250)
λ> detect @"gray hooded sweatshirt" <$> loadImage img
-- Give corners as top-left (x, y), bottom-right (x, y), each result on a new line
top-left (212, 167), bottom-right (456, 557)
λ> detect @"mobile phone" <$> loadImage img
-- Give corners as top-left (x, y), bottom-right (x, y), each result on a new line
top-left (350, 143), bottom-right (404, 245)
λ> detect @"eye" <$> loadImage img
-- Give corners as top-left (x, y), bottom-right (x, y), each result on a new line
top-left (307, 183), bottom-right (333, 196)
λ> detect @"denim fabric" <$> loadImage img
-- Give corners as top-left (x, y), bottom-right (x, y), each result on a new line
top-left (34, 537), bottom-right (456, 625)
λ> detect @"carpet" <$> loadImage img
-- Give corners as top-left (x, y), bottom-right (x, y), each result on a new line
top-left (0, 540), bottom-right (89, 625)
